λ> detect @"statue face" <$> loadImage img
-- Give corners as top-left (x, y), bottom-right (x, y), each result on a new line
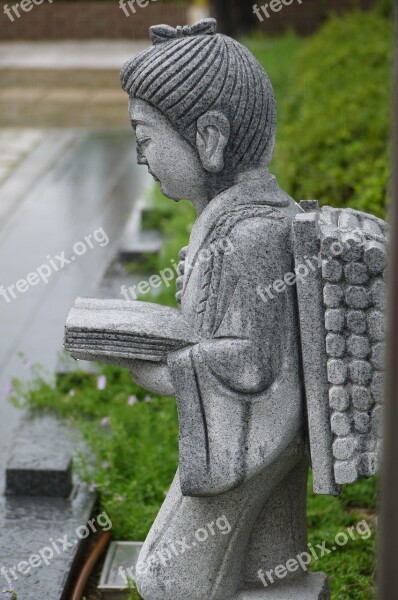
top-left (129, 99), bottom-right (206, 202)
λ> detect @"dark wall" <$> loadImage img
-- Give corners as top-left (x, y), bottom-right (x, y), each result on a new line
top-left (212, 0), bottom-right (379, 37)
top-left (0, 0), bottom-right (379, 40)
top-left (0, 2), bottom-right (188, 40)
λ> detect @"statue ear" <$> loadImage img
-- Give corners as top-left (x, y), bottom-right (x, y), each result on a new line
top-left (196, 111), bottom-right (230, 173)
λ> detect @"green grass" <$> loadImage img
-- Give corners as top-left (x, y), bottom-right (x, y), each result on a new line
top-left (244, 32), bottom-right (305, 121)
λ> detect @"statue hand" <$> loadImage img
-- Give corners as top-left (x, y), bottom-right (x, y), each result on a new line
top-left (128, 359), bottom-right (176, 397)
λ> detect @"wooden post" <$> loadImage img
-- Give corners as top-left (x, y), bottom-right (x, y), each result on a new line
top-left (379, 3), bottom-right (398, 598)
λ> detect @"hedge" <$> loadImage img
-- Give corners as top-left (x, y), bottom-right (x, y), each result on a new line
top-left (273, 11), bottom-right (392, 219)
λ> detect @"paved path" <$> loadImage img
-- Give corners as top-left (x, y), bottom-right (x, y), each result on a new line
top-left (0, 416), bottom-right (96, 600)
top-left (0, 129), bottom-right (151, 455)
top-left (0, 128), bottom-right (47, 184)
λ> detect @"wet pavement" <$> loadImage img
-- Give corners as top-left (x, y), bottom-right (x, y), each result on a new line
top-left (0, 128), bottom-right (47, 184)
top-left (0, 129), bottom-right (151, 456)
top-left (0, 415), bottom-right (97, 600)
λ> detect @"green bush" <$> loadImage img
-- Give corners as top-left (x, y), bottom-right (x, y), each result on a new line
top-left (273, 11), bottom-right (392, 219)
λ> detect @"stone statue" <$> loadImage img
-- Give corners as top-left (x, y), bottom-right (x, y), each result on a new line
top-left (65, 18), bottom-right (388, 600)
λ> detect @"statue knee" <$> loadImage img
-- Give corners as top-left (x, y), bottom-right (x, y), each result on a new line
top-left (135, 557), bottom-right (208, 600)
top-left (135, 564), bottom-right (166, 600)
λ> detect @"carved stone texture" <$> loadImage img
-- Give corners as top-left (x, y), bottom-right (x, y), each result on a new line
top-left (351, 386), bottom-right (373, 411)
top-left (322, 259), bottom-right (343, 282)
top-left (344, 262), bottom-right (369, 285)
top-left (370, 279), bottom-right (387, 310)
top-left (371, 372), bottom-right (384, 404)
top-left (364, 241), bottom-right (387, 275)
top-left (347, 309), bottom-right (367, 334)
top-left (323, 284), bottom-right (344, 308)
top-left (325, 309), bottom-right (345, 332)
top-left (329, 386), bottom-right (350, 412)
top-left (347, 335), bottom-right (370, 359)
top-left (326, 334), bottom-right (346, 358)
top-left (318, 207), bottom-right (389, 486)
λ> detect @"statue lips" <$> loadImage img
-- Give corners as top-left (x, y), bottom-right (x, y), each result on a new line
top-left (139, 154), bottom-right (160, 183)
top-left (147, 167), bottom-right (160, 183)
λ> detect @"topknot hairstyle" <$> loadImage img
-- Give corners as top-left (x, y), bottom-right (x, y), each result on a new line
top-left (120, 19), bottom-right (276, 170)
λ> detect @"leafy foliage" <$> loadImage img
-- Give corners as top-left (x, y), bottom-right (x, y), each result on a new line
top-left (11, 365), bottom-right (178, 542)
top-left (272, 11), bottom-right (392, 219)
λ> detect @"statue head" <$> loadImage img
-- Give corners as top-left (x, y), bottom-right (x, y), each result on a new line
top-left (120, 19), bottom-right (276, 205)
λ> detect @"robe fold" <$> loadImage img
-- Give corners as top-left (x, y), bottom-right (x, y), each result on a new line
top-left (168, 173), bottom-right (305, 496)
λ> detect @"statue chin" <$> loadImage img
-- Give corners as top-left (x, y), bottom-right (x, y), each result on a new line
top-left (159, 184), bottom-right (181, 202)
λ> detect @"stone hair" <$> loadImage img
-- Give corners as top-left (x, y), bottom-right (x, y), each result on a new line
top-left (120, 28), bottom-right (276, 169)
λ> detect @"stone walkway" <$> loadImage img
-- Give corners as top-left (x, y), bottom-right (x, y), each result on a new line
top-left (0, 41), bottom-right (153, 599)
top-left (0, 416), bottom-right (96, 600)
top-left (0, 129), bottom-right (151, 452)
top-left (0, 128), bottom-right (47, 184)
top-left (0, 40), bottom-right (152, 449)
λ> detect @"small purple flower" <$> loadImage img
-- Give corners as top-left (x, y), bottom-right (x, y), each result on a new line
top-left (69, 389), bottom-right (75, 397)
top-left (101, 417), bottom-right (110, 427)
top-left (144, 395), bottom-right (152, 403)
top-left (97, 375), bottom-right (107, 390)
top-left (25, 361), bottom-right (33, 371)
top-left (88, 482), bottom-right (96, 493)
top-left (102, 460), bottom-right (110, 470)
top-left (128, 395), bottom-right (137, 406)
top-left (4, 382), bottom-right (12, 397)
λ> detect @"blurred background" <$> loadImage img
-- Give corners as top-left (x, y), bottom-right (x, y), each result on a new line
top-left (0, 1), bottom-right (393, 598)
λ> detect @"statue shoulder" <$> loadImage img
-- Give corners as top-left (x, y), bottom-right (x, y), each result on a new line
top-left (211, 202), bottom-right (289, 248)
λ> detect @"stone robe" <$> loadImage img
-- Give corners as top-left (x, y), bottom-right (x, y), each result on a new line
top-left (168, 172), bottom-right (305, 496)
top-left (135, 174), bottom-right (310, 600)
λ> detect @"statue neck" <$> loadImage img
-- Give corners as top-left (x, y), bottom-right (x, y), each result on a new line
top-left (191, 166), bottom-right (270, 216)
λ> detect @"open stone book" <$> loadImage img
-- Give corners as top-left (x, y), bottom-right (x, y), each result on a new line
top-left (65, 298), bottom-right (199, 363)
